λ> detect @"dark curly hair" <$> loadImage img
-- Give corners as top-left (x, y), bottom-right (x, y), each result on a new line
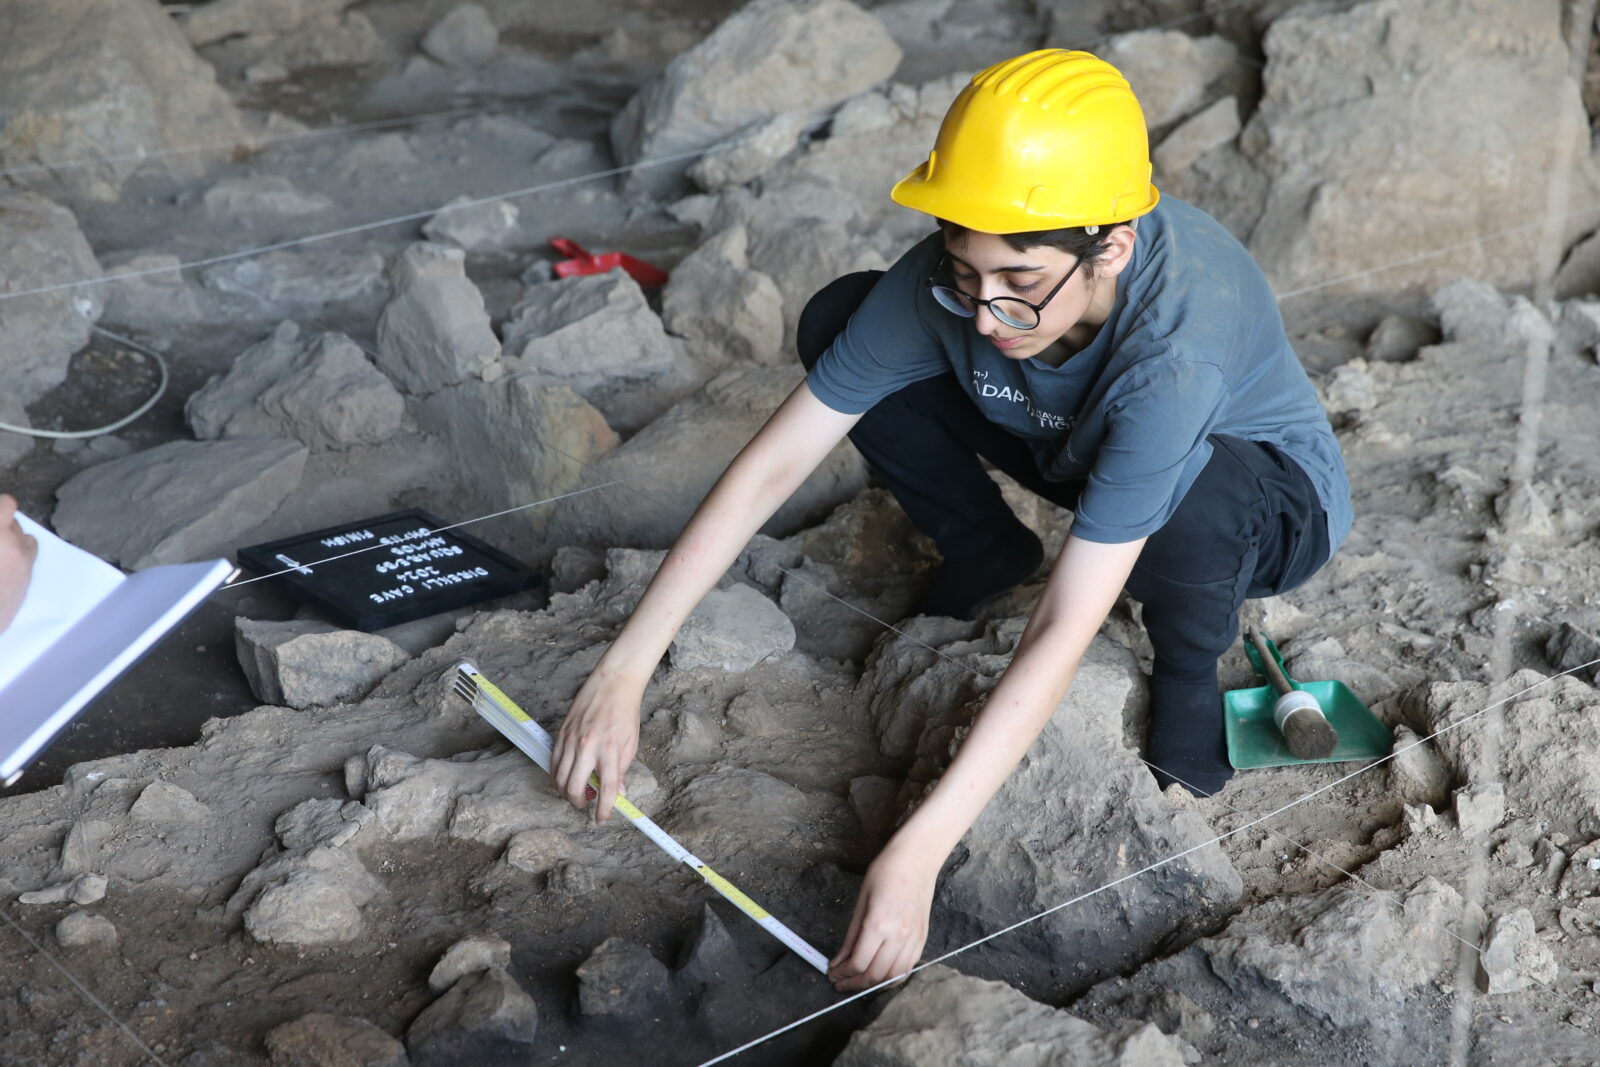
top-left (936, 219), bottom-right (1132, 278)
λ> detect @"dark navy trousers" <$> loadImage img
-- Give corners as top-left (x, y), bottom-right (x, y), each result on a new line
top-left (799, 271), bottom-right (1332, 784)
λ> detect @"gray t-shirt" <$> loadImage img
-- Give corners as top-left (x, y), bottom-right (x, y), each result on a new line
top-left (806, 195), bottom-right (1352, 553)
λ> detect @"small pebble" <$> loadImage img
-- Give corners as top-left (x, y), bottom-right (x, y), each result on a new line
top-left (1246, 1018), bottom-right (1260, 1030)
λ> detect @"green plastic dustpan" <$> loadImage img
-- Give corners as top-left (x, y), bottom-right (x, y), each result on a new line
top-left (1224, 635), bottom-right (1392, 769)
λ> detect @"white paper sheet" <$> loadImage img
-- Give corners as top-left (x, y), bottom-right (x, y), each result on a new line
top-left (0, 514), bottom-right (233, 783)
top-left (0, 514), bottom-right (125, 693)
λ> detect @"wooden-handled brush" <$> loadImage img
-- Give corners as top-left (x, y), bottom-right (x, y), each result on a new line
top-left (1248, 629), bottom-right (1340, 760)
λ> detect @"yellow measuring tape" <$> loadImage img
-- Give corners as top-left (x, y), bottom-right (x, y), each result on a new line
top-left (451, 661), bottom-right (828, 973)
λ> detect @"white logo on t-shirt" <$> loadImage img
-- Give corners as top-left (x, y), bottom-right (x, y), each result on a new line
top-left (971, 370), bottom-right (1070, 430)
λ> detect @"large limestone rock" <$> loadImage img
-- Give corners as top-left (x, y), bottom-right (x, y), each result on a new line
top-left (706, 72), bottom-right (964, 269)
top-left (1079, 877), bottom-right (1471, 1061)
top-left (1406, 671), bottom-right (1600, 838)
top-left (421, 195), bottom-right (519, 253)
top-left (375, 243), bottom-right (500, 394)
top-left (542, 368), bottom-right (869, 550)
top-left (0, 192), bottom-right (104, 406)
top-left (182, 0), bottom-right (361, 47)
top-left (225, 795), bottom-right (385, 947)
top-left (98, 253), bottom-right (210, 334)
top-left (264, 1013), bottom-right (409, 1067)
top-left (239, 845), bottom-right (384, 945)
top-left (405, 967), bottom-right (537, 1064)
top-left (661, 224), bottom-right (784, 366)
top-left (1241, 0), bottom-right (1595, 293)
top-left (413, 374), bottom-right (619, 548)
top-left (1480, 908), bottom-right (1557, 995)
top-left (0, 0), bottom-right (248, 199)
top-left (749, 217), bottom-right (891, 344)
top-left (575, 937), bottom-right (670, 1024)
top-left (346, 744), bottom-right (658, 848)
top-left (235, 619), bottom-right (410, 709)
top-left (428, 935), bottom-right (512, 995)
top-left (200, 247), bottom-right (389, 314)
top-left (53, 438), bottom-right (308, 570)
top-left (857, 619), bottom-right (1242, 988)
top-left (186, 323), bottom-right (404, 450)
top-left (420, 4), bottom-right (499, 68)
top-left (1100, 29), bottom-right (1238, 130)
top-left (669, 584), bottom-right (796, 672)
top-left (835, 965), bottom-right (1186, 1067)
top-left (501, 271), bottom-right (690, 422)
top-left (610, 0), bottom-right (902, 196)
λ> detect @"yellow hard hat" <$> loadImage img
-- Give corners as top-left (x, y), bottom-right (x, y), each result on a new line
top-left (891, 49), bottom-right (1159, 234)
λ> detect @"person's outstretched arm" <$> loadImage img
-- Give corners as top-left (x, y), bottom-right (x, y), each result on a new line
top-left (551, 382), bottom-right (860, 820)
top-left (0, 494), bottom-right (39, 635)
top-left (827, 531), bottom-right (1147, 991)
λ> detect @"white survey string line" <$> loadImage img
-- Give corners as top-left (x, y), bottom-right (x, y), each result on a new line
top-left (1146, 755), bottom-right (1598, 1020)
top-left (0, 100), bottom-right (541, 181)
top-left (0, 0), bottom-right (1266, 310)
top-left (511, 402), bottom-right (1587, 1022)
top-left (1447, 6), bottom-right (1595, 1060)
top-left (0, 135), bottom-right (771, 305)
top-left (0, 0), bottom-right (1257, 185)
top-left (1272, 208), bottom-right (1600, 303)
top-left (697, 654), bottom-right (1600, 1065)
top-left (0, 906), bottom-right (168, 1066)
top-left (0, 0), bottom-right (1504, 1055)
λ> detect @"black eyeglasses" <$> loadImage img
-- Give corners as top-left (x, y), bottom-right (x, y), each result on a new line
top-left (926, 253), bottom-right (1083, 330)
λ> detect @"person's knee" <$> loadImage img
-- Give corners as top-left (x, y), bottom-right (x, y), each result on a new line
top-left (796, 270), bottom-right (883, 372)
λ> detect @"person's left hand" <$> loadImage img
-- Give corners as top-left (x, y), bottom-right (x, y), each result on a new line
top-left (828, 840), bottom-right (939, 992)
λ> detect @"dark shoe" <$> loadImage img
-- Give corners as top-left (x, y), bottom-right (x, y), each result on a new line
top-left (918, 524), bottom-right (1045, 620)
top-left (1145, 672), bottom-right (1234, 797)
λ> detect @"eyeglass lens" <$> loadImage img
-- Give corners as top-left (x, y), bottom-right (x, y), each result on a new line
top-left (930, 285), bottom-right (1039, 329)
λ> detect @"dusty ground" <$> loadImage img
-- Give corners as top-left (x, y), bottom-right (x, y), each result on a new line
top-left (3, 0), bottom-right (1600, 1065)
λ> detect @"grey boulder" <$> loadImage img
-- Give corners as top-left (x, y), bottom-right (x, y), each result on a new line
top-left (53, 437), bottom-right (308, 570)
top-left (0, 191), bottom-right (103, 406)
top-left (264, 1012), bottom-right (409, 1067)
top-left (419, 4), bottom-right (498, 68)
top-left (610, 0), bottom-right (901, 196)
top-left (375, 242), bottom-right (501, 394)
top-left (0, 0), bottom-right (246, 199)
top-left (661, 224), bottom-right (784, 366)
top-left (575, 937), bottom-right (671, 1024)
top-left (670, 584), bottom-right (796, 672)
top-left (405, 966), bottom-right (537, 1065)
top-left (186, 322), bottom-right (404, 450)
top-left (834, 965), bottom-right (1185, 1067)
top-left (856, 620), bottom-right (1242, 988)
top-left (543, 368), bottom-right (869, 550)
top-left (235, 618), bottom-right (409, 709)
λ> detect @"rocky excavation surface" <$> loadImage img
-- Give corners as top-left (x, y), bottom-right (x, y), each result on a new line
top-left (3, 0), bottom-right (1600, 1064)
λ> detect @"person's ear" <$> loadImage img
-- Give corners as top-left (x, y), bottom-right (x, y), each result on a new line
top-left (1096, 225), bottom-right (1139, 279)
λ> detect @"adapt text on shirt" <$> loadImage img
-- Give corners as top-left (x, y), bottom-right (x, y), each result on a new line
top-left (970, 370), bottom-right (1071, 431)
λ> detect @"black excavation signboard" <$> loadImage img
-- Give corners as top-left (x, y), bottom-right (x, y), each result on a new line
top-left (236, 509), bottom-right (539, 631)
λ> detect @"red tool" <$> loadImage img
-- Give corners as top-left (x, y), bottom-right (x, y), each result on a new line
top-left (548, 237), bottom-right (669, 288)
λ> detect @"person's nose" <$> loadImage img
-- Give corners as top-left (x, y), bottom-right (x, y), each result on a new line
top-left (972, 300), bottom-right (1003, 336)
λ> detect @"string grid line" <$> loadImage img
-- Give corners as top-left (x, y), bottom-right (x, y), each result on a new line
top-left (0, 100), bottom-right (541, 181)
top-left (696, 657), bottom-right (1600, 1065)
top-left (0, 906), bottom-right (168, 1065)
top-left (6, 1), bottom-right (1588, 1058)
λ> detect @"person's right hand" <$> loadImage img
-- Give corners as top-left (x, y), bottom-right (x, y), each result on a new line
top-left (0, 494), bottom-right (39, 635)
top-left (551, 664), bottom-right (645, 823)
